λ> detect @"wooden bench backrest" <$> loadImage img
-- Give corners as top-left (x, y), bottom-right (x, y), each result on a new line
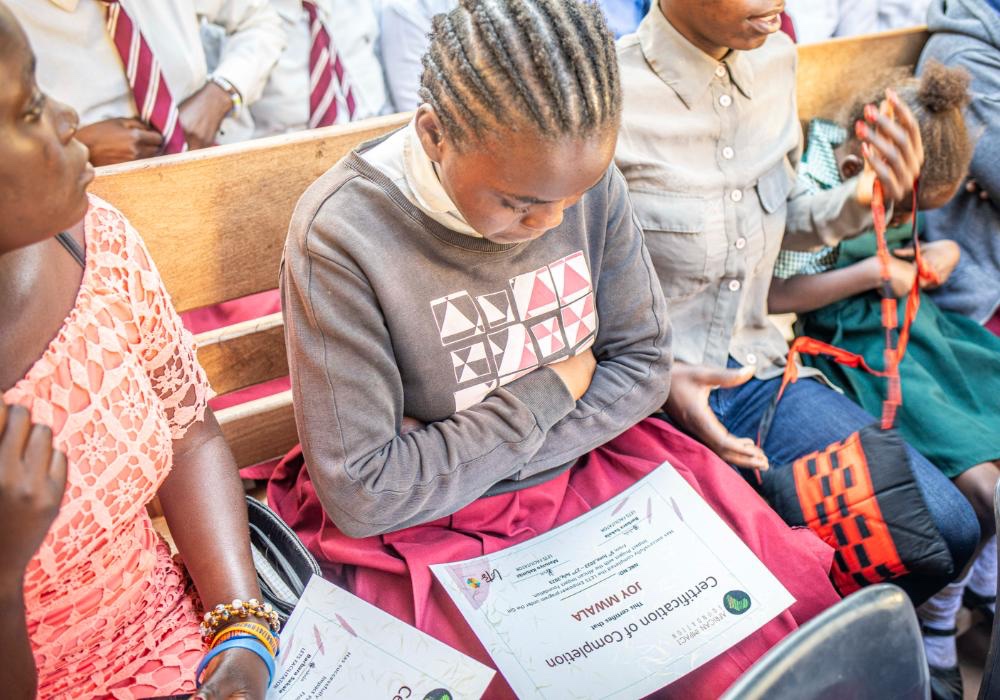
top-left (88, 27), bottom-right (928, 469)
top-left (91, 114), bottom-right (409, 467)
top-left (796, 27), bottom-right (928, 123)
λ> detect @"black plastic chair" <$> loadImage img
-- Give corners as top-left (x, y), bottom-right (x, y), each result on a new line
top-left (977, 479), bottom-right (1000, 700)
top-left (721, 583), bottom-right (928, 700)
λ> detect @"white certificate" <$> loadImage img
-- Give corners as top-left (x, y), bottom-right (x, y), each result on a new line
top-left (430, 461), bottom-right (795, 699)
top-left (267, 575), bottom-right (494, 700)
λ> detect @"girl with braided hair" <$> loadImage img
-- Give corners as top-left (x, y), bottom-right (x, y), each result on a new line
top-left (270, 1), bottom-right (839, 696)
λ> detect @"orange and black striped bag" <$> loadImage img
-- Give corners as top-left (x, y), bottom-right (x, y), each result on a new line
top-left (755, 181), bottom-right (954, 595)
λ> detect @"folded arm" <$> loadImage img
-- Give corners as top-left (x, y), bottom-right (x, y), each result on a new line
top-left (283, 170), bottom-right (671, 537)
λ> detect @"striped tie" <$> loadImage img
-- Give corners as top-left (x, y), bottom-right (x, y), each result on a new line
top-left (101, 0), bottom-right (188, 154)
top-left (303, 1), bottom-right (357, 128)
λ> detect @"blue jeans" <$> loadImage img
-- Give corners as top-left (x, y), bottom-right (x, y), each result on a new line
top-left (708, 359), bottom-right (979, 605)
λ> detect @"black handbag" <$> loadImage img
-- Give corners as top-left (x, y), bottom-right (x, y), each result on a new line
top-left (246, 495), bottom-right (321, 623)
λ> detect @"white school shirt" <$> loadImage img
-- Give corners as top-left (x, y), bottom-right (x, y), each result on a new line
top-left (362, 118), bottom-right (481, 237)
top-left (786, 0), bottom-right (933, 44)
top-left (380, 0), bottom-right (458, 111)
top-left (250, 0), bottom-right (391, 138)
top-left (379, 0), bottom-right (652, 111)
top-left (7, 0), bottom-right (285, 143)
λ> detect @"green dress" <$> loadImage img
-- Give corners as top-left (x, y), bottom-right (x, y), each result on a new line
top-left (798, 213), bottom-right (1000, 478)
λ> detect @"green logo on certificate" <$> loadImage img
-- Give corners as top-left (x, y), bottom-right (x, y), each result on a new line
top-left (723, 590), bottom-right (751, 615)
top-left (423, 690), bottom-right (453, 700)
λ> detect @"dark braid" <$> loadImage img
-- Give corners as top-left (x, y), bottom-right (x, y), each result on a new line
top-left (418, 0), bottom-right (621, 145)
top-left (422, 14), bottom-right (483, 137)
top-left (467, 3), bottom-right (549, 129)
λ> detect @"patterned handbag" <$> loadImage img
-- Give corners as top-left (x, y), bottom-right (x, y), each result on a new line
top-left (754, 181), bottom-right (954, 595)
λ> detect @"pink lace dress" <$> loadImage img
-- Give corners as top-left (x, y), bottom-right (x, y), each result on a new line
top-left (3, 195), bottom-right (212, 698)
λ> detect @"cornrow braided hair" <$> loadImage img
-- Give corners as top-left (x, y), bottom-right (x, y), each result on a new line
top-left (419, 0), bottom-right (621, 146)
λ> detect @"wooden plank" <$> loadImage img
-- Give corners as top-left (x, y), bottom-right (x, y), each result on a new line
top-left (195, 313), bottom-right (287, 395)
top-left (217, 390), bottom-right (298, 468)
top-left (90, 113), bottom-right (411, 313)
top-left (797, 27), bottom-right (928, 123)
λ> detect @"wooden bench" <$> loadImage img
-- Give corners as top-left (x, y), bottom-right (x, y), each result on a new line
top-left (796, 26), bottom-right (929, 125)
top-left (91, 113), bottom-right (409, 471)
top-left (89, 26), bottom-right (930, 475)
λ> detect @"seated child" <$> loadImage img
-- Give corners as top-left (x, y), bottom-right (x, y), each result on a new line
top-left (769, 62), bottom-right (1000, 700)
top-left (270, 1), bottom-right (841, 697)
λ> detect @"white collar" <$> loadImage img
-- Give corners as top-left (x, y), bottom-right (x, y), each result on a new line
top-left (402, 119), bottom-right (481, 237)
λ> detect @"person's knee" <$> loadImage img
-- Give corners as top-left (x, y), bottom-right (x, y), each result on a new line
top-left (910, 450), bottom-right (982, 576)
top-left (946, 497), bottom-right (981, 577)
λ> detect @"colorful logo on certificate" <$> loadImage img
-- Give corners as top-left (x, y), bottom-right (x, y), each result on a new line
top-left (423, 690), bottom-right (453, 700)
top-left (466, 577), bottom-right (481, 589)
top-left (723, 590), bottom-right (752, 615)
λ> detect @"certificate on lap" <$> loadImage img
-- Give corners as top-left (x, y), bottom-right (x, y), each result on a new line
top-left (267, 576), bottom-right (494, 699)
top-left (430, 461), bottom-right (795, 700)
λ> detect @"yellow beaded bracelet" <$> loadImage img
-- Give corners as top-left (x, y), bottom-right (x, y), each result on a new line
top-left (211, 621), bottom-right (280, 657)
top-left (200, 598), bottom-right (281, 642)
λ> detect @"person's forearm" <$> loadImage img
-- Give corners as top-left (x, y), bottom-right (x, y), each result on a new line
top-left (205, 0), bottom-right (285, 105)
top-left (783, 178), bottom-right (874, 251)
top-left (768, 260), bottom-right (877, 314)
top-left (0, 582), bottom-right (37, 699)
top-left (157, 409), bottom-right (260, 616)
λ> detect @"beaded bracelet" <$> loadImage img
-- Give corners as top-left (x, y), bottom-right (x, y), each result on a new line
top-left (196, 637), bottom-right (275, 688)
top-left (212, 621), bottom-right (280, 657)
top-left (200, 598), bottom-right (281, 641)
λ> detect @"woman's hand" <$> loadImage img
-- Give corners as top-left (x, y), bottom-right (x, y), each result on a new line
top-left (548, 349), bottom-right (597, 401)
top-left (193, 646), bottom-right (269, 700)
top-left (0, 403), bottom-right (67, 589)
top-left (663, 363), bottom-right (769, 471)
top-left (854, 89), bottom-right (925, 205)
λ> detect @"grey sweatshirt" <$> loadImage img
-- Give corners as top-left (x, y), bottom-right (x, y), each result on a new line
top-left (920, 0), bottom-right (1000, 322)
top-left (280, 143), bottom-right (672, 538)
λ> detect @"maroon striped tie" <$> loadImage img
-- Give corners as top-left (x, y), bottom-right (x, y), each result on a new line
top-left (101, 0), bottom-right (188, 154)
top-left (303, 1), bottom-right (357, 128)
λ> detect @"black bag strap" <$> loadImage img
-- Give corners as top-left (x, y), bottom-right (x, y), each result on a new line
top-left (55, 231), bottom-right (86, 268)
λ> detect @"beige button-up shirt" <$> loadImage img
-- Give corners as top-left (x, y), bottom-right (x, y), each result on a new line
top-left (8, 0), bottom-right (284, 143)
top-left (615, 6), bottom-right (872, 379)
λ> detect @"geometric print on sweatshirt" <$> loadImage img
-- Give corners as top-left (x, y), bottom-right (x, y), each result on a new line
top-left (430, 250), bottom-right (598, 410)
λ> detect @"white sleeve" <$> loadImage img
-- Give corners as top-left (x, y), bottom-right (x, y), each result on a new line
top-left (832, 0), bottom-right (878, 37)
top-left (380, 0), bottom-right (436, 111)
top-left (195, 0), bottom-right (287, 104)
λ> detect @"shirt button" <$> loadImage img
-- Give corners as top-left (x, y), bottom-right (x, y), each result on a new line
top-left (730, 189), bottom-right (743, 202)
top-left (735, 237), bottom-right (747, 250)
top-left (719, 94), bottom-right (733, 107)
top-left (746, 353), bottom-right (758, 364)
top-left (722, 146), bottom-right (735, 159)
top-left (728, 279), bottom-right (741, 292)
top-left (715, 64), bottom-right (727, 78)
